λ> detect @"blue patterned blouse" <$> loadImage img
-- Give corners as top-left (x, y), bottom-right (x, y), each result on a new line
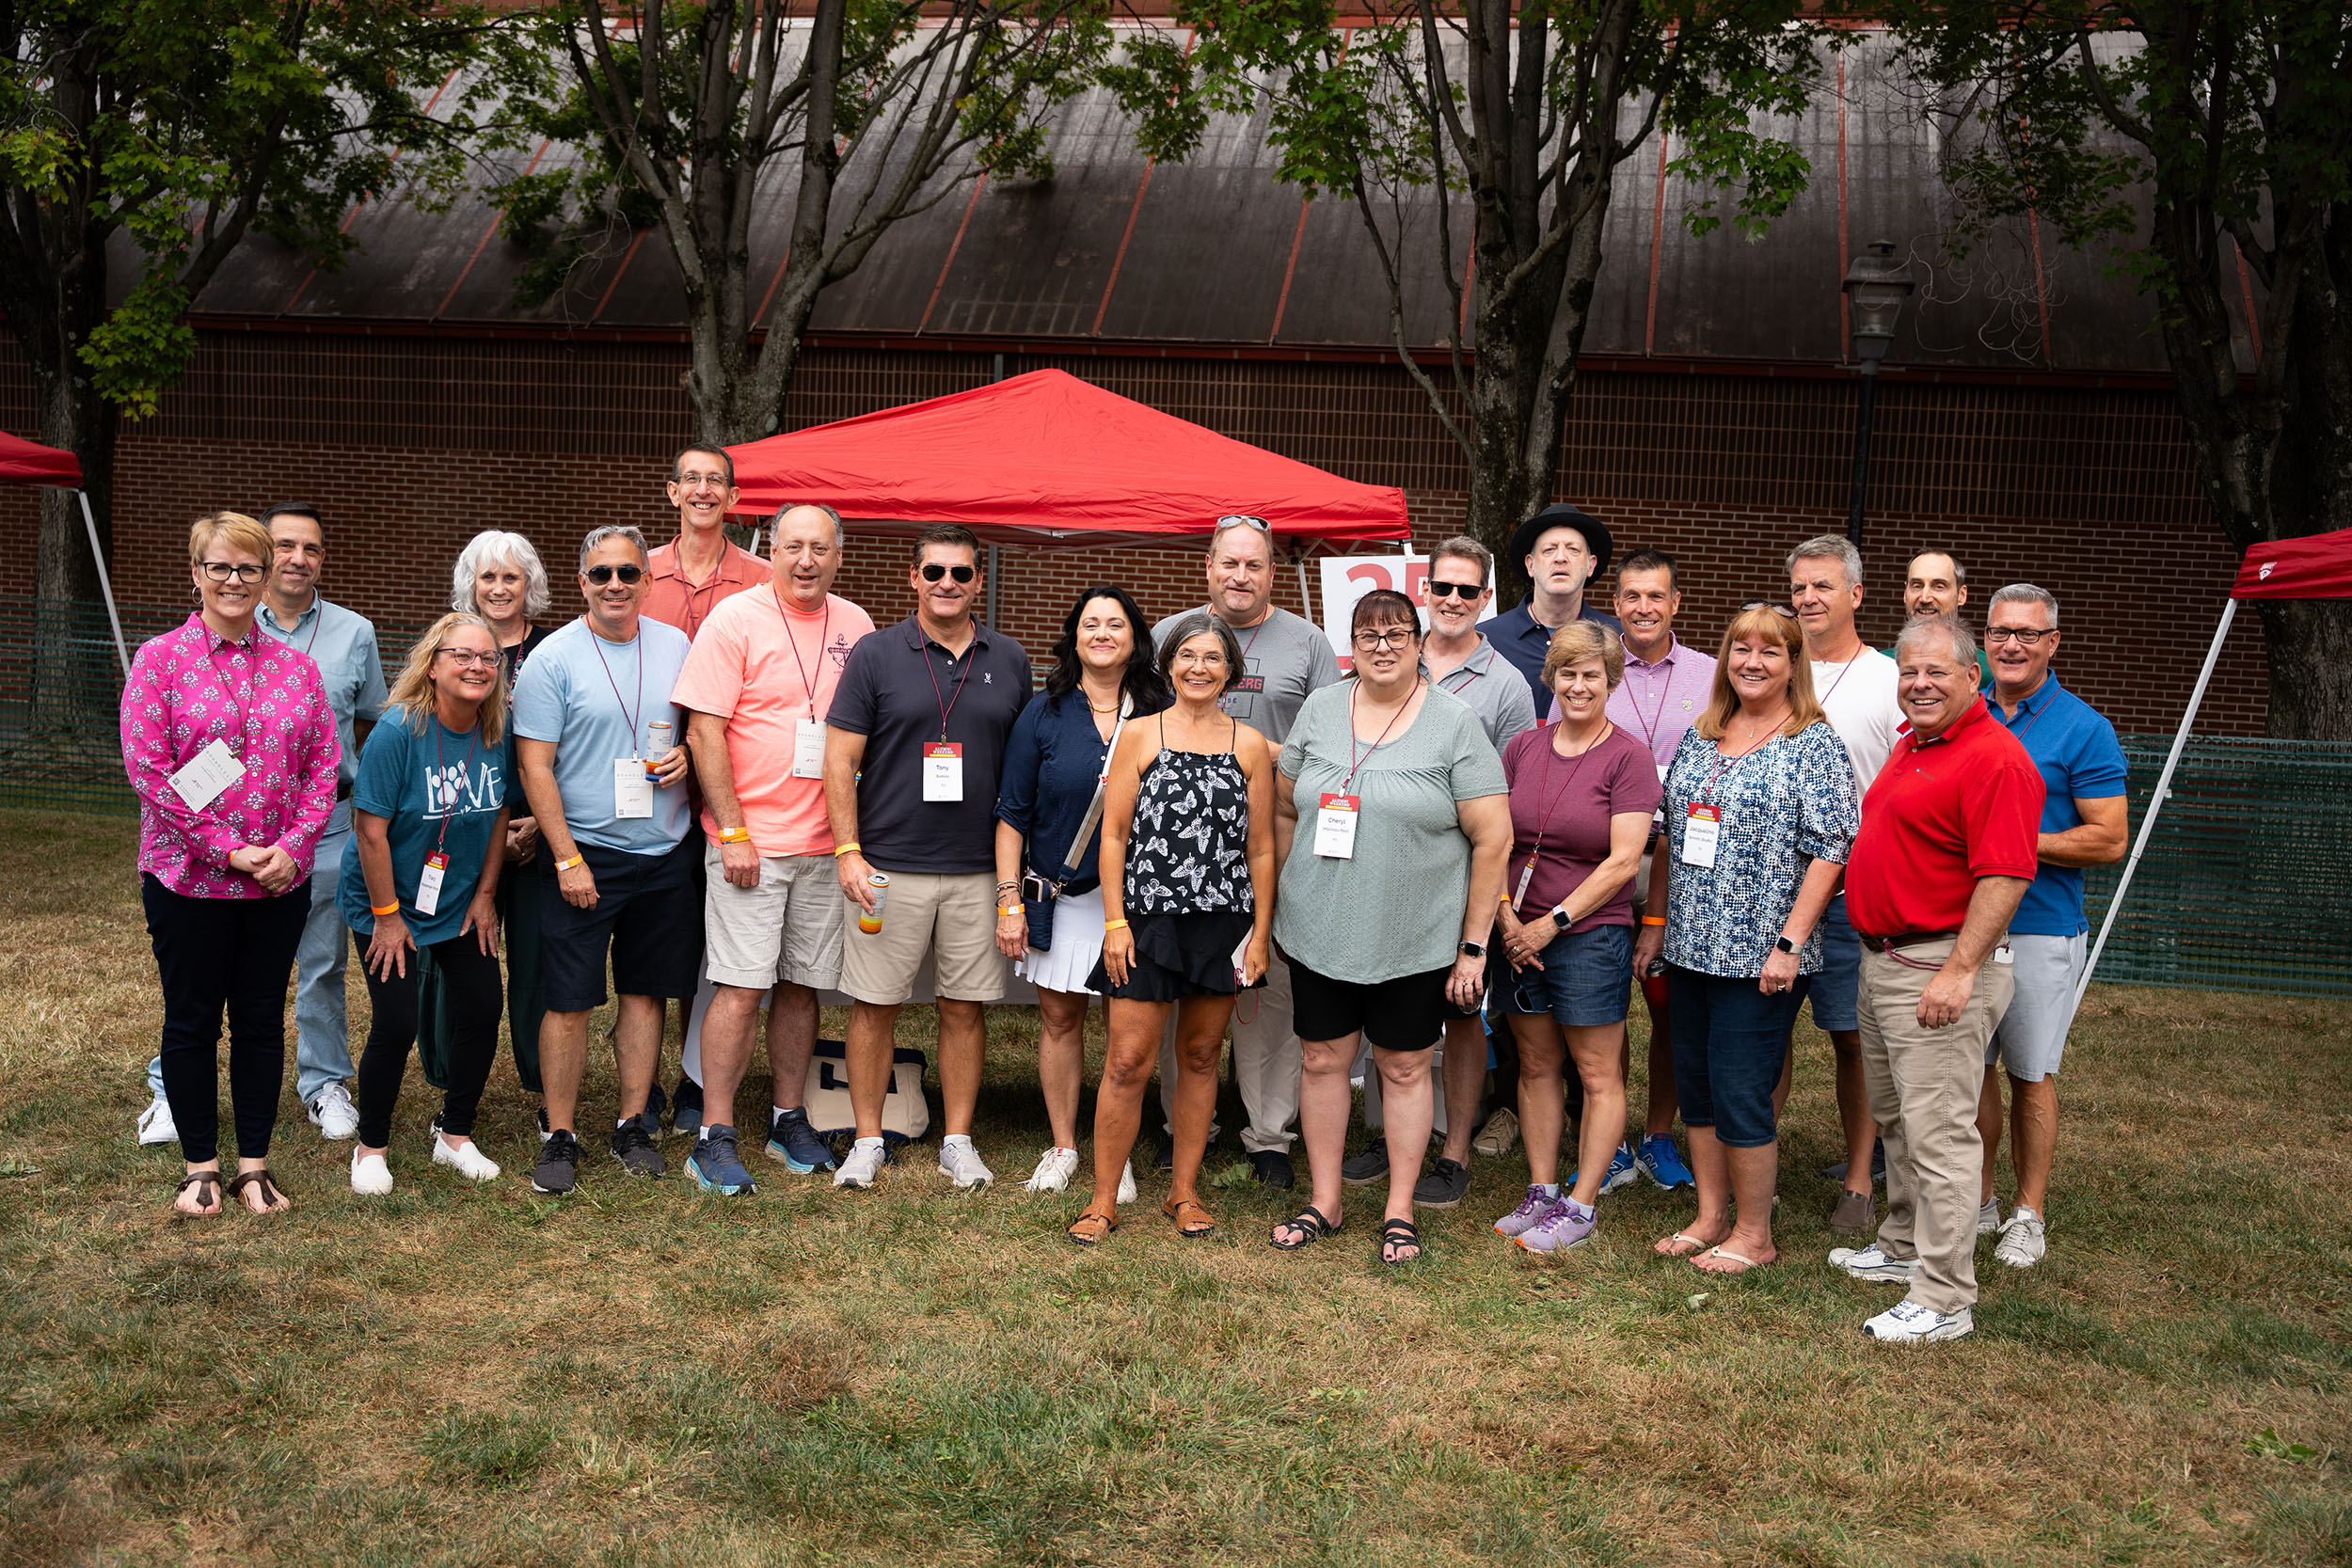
top-left (1661, 721), bottom-right (1858, 978)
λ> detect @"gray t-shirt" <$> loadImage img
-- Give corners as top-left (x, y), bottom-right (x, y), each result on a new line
top-left (1275, 682), bottom-right (1507, 985)
top-left (1152, 603), bottom-right (1342, 745)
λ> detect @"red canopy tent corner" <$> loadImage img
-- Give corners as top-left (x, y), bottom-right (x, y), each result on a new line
top-left (0, 431), bottom-right (127, 675)
top-left (2080, 525), bottom-right (2352, 999)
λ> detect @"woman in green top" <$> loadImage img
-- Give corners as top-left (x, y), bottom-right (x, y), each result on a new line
top-left (1268, 590), bottom-right (1512, 1264)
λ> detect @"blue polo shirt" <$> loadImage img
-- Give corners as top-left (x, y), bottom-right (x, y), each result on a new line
top-left (1488, 598), bottom-right (1623, 717)
top-left (1994, 673), bottom-right (2129, 936)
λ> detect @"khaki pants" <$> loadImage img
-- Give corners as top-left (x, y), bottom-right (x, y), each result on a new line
top-left (1158, 949), bottom-right (1301, 1154)
top-left (1857, 937), bottom-right (2014, 1316)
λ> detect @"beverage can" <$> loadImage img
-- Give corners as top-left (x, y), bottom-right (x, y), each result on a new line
top-left (858, 871), bottom-right (890, 934)
top-left (644, 719), bottom-right (674, 779)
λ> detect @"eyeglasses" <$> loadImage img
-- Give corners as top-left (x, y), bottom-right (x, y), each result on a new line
top-left (1352, 628), bottom-right (1419, 651)
top-left (438, 649), bottom-right (501, 668)
top-left (584, 564), bottom-right (644, 585)
top-left (1214, 515), bottom-right (1271, 534)
top-left (1426, 580), bottom-right (1484, 600)
top-left (1985, 626), bottom-right (2053, 645)
top-left (674, 470), bottom-right (731, 488)
top-left (198, 562), bottom-right (267, 583)
top-left (1740, 600), bottom-right (1799, 618)
top-left (920, 562), bottom-right (977, 583)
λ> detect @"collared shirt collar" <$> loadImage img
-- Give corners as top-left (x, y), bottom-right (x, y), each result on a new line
top-left (653, 537), bottom-right (757, 583)
top-left (2004, 671), bottom-right (2063, 719)
top-left (1429, 634), bottom-right (1499, 683)
top-left (190, 612), bottom-right (257, 652)
top-left (1623, 634), bottom-right (1679, 672)
top-left (905, 614), bottom-right (991, 656)
top-left (260, 593), bottom-right (321, 636)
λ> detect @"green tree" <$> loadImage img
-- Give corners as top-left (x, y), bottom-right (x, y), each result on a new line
top-left (1895, 2), bottom-right (2352, 738)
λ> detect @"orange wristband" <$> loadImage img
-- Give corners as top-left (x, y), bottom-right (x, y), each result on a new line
top-left (371, 901), bottom-right (400, 917)
top-left (1642, 916), bottom-right (1666, 927)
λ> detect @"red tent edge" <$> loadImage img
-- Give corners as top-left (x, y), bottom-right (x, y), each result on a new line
top-left (2231, 527), bottom-right (2352, 601)
top-left (0, 431), bottom-right (84, 487)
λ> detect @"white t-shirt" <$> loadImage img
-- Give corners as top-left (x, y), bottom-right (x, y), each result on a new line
top-left (1811, 648), bottom-right (1903, 792)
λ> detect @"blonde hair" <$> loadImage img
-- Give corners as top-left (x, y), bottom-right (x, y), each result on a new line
top-left (387, 612), bottom-right (507, 745)
top-left (1695, 604), bottom-right (1824, 741)
top-left (188, 511), bottom-right (273, 567)
top-left (1541, 621), bottom-right (1625, 691)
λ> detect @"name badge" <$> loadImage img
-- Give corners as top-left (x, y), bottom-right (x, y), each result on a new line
top-left (613, 756), bottom-right (654, 818)
top-left (1314, 793), bottom-right (1360, 859)
top-left (415, 851), bottom-right (449, 918)
top-left (168, 737), bottom-right (246, 812)
top-left (924, 742), bottom-right (964, 802)
top-left (793, 718), bottom-right (827, 780)
top-left (1681, 803), bottom-right (1722, 869)
top-left (1511, 853), bottom-right (1537, 911)
top-left (1993, 943), bottom-right (2014, 966)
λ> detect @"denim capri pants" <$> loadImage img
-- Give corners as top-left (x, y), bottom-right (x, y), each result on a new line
top-left (1666, 963), bottom-right (1808, 1148)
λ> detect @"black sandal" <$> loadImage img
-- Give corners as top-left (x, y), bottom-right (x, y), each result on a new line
top-left (1269, 1205), bottom-right (1342, 1252)
top-left (1380, 1217), bottom-right (1423, 1267)
top-left (174, 1171), bottom-right (221, 1216)
top-left (225, 1167), bottom-right (288, 1214)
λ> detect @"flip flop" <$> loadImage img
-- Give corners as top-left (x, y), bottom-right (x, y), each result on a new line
top-left (1066, 1212), bottom-right (1118, 1246)
top-left (1269, 1205), bottom-right (1342, 1252)
top-left (1653, 1230), bottom-right (1711, 1258)
top-left (1693, 1244), bottom-right (1770, 1275)
top-left (1162, 1196), bottom-right (1218, 1239)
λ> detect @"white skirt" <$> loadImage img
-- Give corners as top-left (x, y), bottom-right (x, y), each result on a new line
top-left (1015, 885), bottom-right (1105, 996)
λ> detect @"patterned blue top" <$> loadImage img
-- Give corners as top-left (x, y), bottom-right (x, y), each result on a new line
top-left (1661, 721), bottom-right (1858, 977)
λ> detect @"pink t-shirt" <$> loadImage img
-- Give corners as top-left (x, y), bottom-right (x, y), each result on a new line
top-left (671, 587), bottom-right (874, 856)
top-left (1499, 723), bottom-right (1661, 930)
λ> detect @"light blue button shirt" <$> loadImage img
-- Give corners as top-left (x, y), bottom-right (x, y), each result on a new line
top-left (258, 593), bottom-right (389, 835)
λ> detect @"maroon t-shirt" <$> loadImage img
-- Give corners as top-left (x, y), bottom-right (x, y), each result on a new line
top-left (1500, 723), bottom-right (1662, 931)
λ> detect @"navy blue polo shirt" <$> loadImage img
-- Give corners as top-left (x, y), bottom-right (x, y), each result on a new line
top-left (1994, 673), bottom-right (2129, 937)
top-left (1488, 599), bottom-right (1624, 716)
top-left (826, 615), bottom-right (1033, 875)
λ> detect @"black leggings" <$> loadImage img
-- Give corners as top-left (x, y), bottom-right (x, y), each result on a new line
top-left (142, 874), bottom-right (310, 1165)
top-left (355, 931), bottom-right (505, 1148)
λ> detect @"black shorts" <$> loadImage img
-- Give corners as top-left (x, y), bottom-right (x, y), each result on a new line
top-left (538, 833), bottom-right (705, 1011)
top-left (1286, 954), bottom-right (1453, 1052)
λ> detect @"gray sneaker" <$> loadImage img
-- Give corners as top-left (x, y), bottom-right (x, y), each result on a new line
top-left (1341, 1140), bottom-right (1391, 1186)
top-left (610, 1120), bottom-right (666, 1178)
top-left (687, 1127), bottom-right (757, 1196)
top-left (532, 1129), bottom-right (581, 1195)
top-left (1977, 1196), bottom-right (2003, 1235)
top-left (1413, 1156), bottom-right (1471, 1209)
top-left (1994, 1206), bottom-right (2047, 1267)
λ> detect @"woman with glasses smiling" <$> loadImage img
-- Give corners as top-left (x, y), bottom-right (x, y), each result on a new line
top-left (120, 513), bottom-right (340, 1216)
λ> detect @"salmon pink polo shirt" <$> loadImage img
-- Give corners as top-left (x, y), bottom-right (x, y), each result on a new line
top-left (671, 587), bottom-right (874, 856)
top-left (643, 538), bottom-right (771, 643)
top-left (1844, 694), bottom-right (2045, 941)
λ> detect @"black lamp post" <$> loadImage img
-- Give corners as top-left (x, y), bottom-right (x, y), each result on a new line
top-left (1840, 239), bottom-right (1915, 548)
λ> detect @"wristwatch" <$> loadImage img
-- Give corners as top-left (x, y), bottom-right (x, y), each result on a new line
top-left (1773, 934), bottom-right (1798, 955)
top-left (1458, 941), bottom-right (1486, 959)
top-left (1550, 906), bottom-right (1572, 932)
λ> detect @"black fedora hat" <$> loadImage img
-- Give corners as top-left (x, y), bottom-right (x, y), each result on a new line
top-left (1509, 504), bottom-right (1613, 582)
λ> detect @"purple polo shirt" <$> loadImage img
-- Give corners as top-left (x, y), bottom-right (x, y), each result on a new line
top-left (1549, 635), bottom-right (1718, 771)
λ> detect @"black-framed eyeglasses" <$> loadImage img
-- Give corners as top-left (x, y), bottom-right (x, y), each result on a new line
top-left (1740, 600), bottom-right (1799, 618)
top-left (584, 563), bottom-right (644, 585)
top-left (1426, 580), bottom-right (1484, 600)
top-left (198, 562), bottom-right (267, 584)
top-left (1352, 627), bottom-right (1419, 651)
top-left (920, 562), bottom-right (977, 583)
top-left (1985, 626), bottom-right (2053, 646)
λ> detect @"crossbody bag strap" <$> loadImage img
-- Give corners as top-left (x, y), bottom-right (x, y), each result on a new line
top-left (1056, 692), bottom-right (1133, 882)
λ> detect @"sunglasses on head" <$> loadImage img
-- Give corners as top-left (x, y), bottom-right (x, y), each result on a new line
top-left (1426, 580), bottom-right (1484, 600)
top-left (585, 564), bottom-right (644, 585)
top-left (921, 562), bottom-right (977, 583)
top-left (1740, 600), bottom-right (1799, 618)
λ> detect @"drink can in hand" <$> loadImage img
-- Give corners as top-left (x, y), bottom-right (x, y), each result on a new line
top-left (859, 871), bottom-right (890, 935)
top-left (644, 719), bottom-right (673, 779)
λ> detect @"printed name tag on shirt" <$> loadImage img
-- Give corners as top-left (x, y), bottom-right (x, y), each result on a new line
top-left (1682, 803), bottom-right (1722, 869)
top-left (168, 738), bottom-right (246, 812)
top-left (793, 719), bottom-right (827, 780)
top-left (414, 851), bottom-right (449, 918)
top-left (924, 742), bottom-right (964, 802)
top-left (1231, 675), bottom-right (1265, 694)
top-left (613, 756), bottom-right (655, 818)
top-left (1314, 793), bottom-right (1360, 859)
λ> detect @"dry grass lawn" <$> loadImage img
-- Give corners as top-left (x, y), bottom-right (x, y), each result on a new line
top-left (1, 807), bottom-right (2347, 1566)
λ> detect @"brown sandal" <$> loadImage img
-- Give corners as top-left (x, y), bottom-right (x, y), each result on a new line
top-left (174, 1171), bottom-right (221, 1216)
top-left (1162, 1196), bottom-right (1218, 1239)
top-left (225, 1167), bottom-right (288, 1214)
top-left (1066, 1211), bottom-right (1118, 1246)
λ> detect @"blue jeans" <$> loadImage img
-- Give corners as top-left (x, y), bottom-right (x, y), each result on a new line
top-left (1667, 963), bottom-right (1807, 1149)
top-left (150, 824), bottom-right (355, 1104)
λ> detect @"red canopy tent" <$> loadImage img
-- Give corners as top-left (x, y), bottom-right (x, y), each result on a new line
top-left (2080, 526), bottom-right (2352, 999)
top-left (724, 369), bottom-right (1411, 549)
top-left (0, 430), bottom-right (127, 674)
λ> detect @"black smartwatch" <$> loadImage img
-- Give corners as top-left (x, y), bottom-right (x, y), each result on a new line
top-left (1458, 941), bottom-right (1486, 959)
top-left (1773, 934), bottom-right (1798, 955)
top-left (1551, 906), bottom-right (1572, 932)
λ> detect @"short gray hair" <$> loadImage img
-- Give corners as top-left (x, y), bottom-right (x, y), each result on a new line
top-left (775, 502), bottom-right (846, 549)
top-left (1989, 582), bottom-right (2058, 628)
top-left (1788, 533), bottom-right (1865, 589)
top-left (1156, 610), bottom-right (1248, 694)
top-left (579, 524), bottom-right (649, 573)
top-left (452, 530), bottom-right (551, 619)
top-left (1895, 614), bottom-right (1977, 669)
top-left (1428, 535), bottom-right (1492, 588)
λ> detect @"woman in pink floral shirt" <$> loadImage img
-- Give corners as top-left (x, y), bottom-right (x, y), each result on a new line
top-left (120, 512), bottom-right (340, 1216)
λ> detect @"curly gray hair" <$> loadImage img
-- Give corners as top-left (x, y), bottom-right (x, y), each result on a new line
top-left (451, 531), bottom-right (551, 620)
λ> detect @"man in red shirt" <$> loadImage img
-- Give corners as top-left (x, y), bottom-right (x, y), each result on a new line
top-left (1833, 617), bottom-right (2043, 1344)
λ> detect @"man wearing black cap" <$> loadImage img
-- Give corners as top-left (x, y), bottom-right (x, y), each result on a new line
top-left (1487, 503), bottom-right (1623, 716)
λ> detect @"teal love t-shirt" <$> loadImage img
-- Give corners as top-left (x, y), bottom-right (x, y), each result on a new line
top-left (341, 711), bottom-right (518, 946)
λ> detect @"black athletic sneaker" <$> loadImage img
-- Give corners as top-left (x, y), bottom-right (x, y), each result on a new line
top-left (1413, 1156), bottom-right (1471, 1209)
top-left (641, 1081), bottom-right (668, 1138)
top-left (532, 1129), bottom-right (581, 1195)
top-left (1341, 1140), bottom-right (1391, 1186)
top-left (671, 1076), bottom-right (704, 1138)
top-left (610, 1119), bottom-right (666, 1178)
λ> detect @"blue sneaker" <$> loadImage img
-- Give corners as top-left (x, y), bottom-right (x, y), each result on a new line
top-left (669, 1076), bottom-right (701, 1139)
top-left (765, 1107), bottom-right (835, 1173)
top-left (1571, 1142), bottom-right (1641, 1196)
top-left (1636, 1133), bottom-right (1695, 1191)
top-left (687, 1127), bottom-right (757, 1196)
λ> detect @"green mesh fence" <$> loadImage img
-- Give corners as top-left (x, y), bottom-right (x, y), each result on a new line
top-left (7, 598), bottom-right (2346, 996)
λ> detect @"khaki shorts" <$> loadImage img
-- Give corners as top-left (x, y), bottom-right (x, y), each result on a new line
top-left (839, 868), bottom-right (1007, 1005)
top-left (702, 845), bottom-right (846, 991)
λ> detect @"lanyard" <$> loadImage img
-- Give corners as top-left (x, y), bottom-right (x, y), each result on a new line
top-left (1701, 718), bottom-right (1783, 802)
top-left (1511, 720), bottom-right (1610, 911)
top-left (777, 592), bottom-right (832, 718)
top-left (587, 619), bottom-right (645, 755)
top-left (1343, 678), bottom-right (1415, 792)
top-left (196, 627), bottom-right (257, 753)
top-left (1816, 652), bottom-right (1865, 709)
top-left (1626, 645), bottom-right (1675, 753)
top-left (431, 717), bottom-right (482, 860)
top-left (924, 630), bottom-right (975, 740)
top-left (2004, 689), bottom-right (2048, 744)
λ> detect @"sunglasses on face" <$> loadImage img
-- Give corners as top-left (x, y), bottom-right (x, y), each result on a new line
top-left (1425, 580), bottom-right (1484, 600)
top-left (920, 562), bottom-right (977, 583)
top-left (584, 564), bottom-right (644, 585)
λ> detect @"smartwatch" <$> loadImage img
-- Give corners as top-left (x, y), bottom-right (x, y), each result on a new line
top-left (1550, 906), bottom-right (1572, 932)
top-left (1458, 941), bottom-right (1486, 959)
top-left (1773, 934), bottom-right (1798, 955)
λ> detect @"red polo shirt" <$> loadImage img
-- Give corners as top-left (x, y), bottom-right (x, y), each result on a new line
top-left (1845, 695), bottom-right (2044, 938)
top-left (644, 537), bottom-right (771, 642)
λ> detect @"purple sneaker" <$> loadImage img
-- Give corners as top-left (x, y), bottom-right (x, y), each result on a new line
top-left (1514, 1200), bottom-right (1598, 1254)
top-left (1494, 1186), bottom-right (1555, 1239)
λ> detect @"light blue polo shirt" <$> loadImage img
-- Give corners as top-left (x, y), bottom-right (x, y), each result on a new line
top-left (511, 615), bottom-right (693, 855)
top-left (258, 594), bottom-right (388, 836)
top-left (1995, 673), bottom-right (2129, 936)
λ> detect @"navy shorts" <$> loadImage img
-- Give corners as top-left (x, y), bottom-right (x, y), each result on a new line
top-left (1495, 922), bottom-right (1632, 1028)
top-left (538, 833), bottom-right (705, 1011)
top-left (1804, 894), bottom-right (1861, 1035)
top-left (1287, 955), bottom-right (1451, 1053)
top-left (1668, 963), bottom-right (1805, 1149)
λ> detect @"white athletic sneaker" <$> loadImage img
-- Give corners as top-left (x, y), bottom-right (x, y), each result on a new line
top-left (136, 1093), bottom-right (178, 1147)
top-left (432, 1135), bottom-right (501, 1182)
top-left (1994, 1206), bottom-right (2047, 1268)
top-left (938, 1136), bottom-right (993, 1191)
top-left (1865, 1299), bottom-right (1974, 1343)
top-left (1829, 1243), bottom-right (1919, 1283)
top-left (309, 1081), bottom-right (359, 1140)
top-left (1977, 1196), bottom-right (2004, 1235)
top-left (1023, 1147), bottom-right (1079, 1193)
top-left (834, 1137), bottom-right (886, 1190)
top-left (1117, 1160), bottom-right (1137, 1205)
top-left (350, 1149), bottom-right (393, 1196)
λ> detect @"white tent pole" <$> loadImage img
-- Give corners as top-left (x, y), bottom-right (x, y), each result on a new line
top-left (2077, 595), bottom-right (2238, 1006)
top-left (76, 488), bottom-right (130, 677)
top-left (1296, 557), bottom-right (1311, 621)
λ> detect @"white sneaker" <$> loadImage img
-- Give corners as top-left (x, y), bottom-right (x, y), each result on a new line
top-left (1978, 1196), bottom-right (2003, 1235)
top-left (308, 1081), bottom-right (359, 1140)
top-left (1117, 1160), bottom-right (1137, 1205)
top-left (432, 1134), bottom-right (501, 1182)
top-left (350, 1149), bottom-right (393, 1196)
top-left (938, 1136), bottom-right (993, 1191)
top-left (1829, 1243), bottom-right (1919, 1283)
top-left (1994, 1206), bottom-right (2047, 1268)
top-left (1023, 1146), bottom-right (1079, 1193)
top-left (136, 1093), bottom-right (178, 1146)
top-left (1865, 1299), bottom-right (1974, 1343)
top-left (834, 1137), bottom-right (886, 1190)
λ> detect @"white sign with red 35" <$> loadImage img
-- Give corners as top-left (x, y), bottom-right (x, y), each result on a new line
top-left (1318, 551), bottom-right (1497, 670)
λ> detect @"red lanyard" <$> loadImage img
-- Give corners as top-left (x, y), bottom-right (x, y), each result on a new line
top-left (587, 619), bottom-right (645, 753)
top-left (1816, 652), bottom-right (1864, 708)
top-left (1627, 645), bottom-right (1675, 753)
top-left (431, 716), bottom-right (481, 860)
top-left (924, 629), bottom-right (975, 740)
top-left (778, 592), bottom-right (832, 719)
top-left (1701, 719), bottom-right (1783, 801)
top-left (197, 628), bottom-right (257, 753)
top-left (1513, 720), bottom-right (1610, 907)
top-left (1343, 678), bottom-right (1415, 792)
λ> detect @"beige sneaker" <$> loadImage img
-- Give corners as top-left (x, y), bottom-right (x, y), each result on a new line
top-left (1471, 1107), bottom-right (1519, 1159)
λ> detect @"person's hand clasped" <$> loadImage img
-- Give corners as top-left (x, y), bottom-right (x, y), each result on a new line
top-left (1446, 952), bottom-right (1486, 1009)
top-left (1759, 947), bottom-right (1801, 996)
top-left (1916, 964), bottom-right (1974, 1029)
top-left (558, 858), bottom-right (598, 910)
top-left (462, 889), bottom-right (501, 957)
top-left (1101, 922), bottom-right (1135, 988)
top-left (1499, 909), bottom-right (1545, 972)
top-left (232, 844), bottom-right (300, 895)
top-left (651, 744), bottom-right (690, 787)
top-left (995, 908), bottom-right (1028, 961)
top-left (721, 836), bottom-right (762, 889)
top-left (367, 911), bottom-right (416, 981)
top-left (505, 817), bottom-right (540, 863)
